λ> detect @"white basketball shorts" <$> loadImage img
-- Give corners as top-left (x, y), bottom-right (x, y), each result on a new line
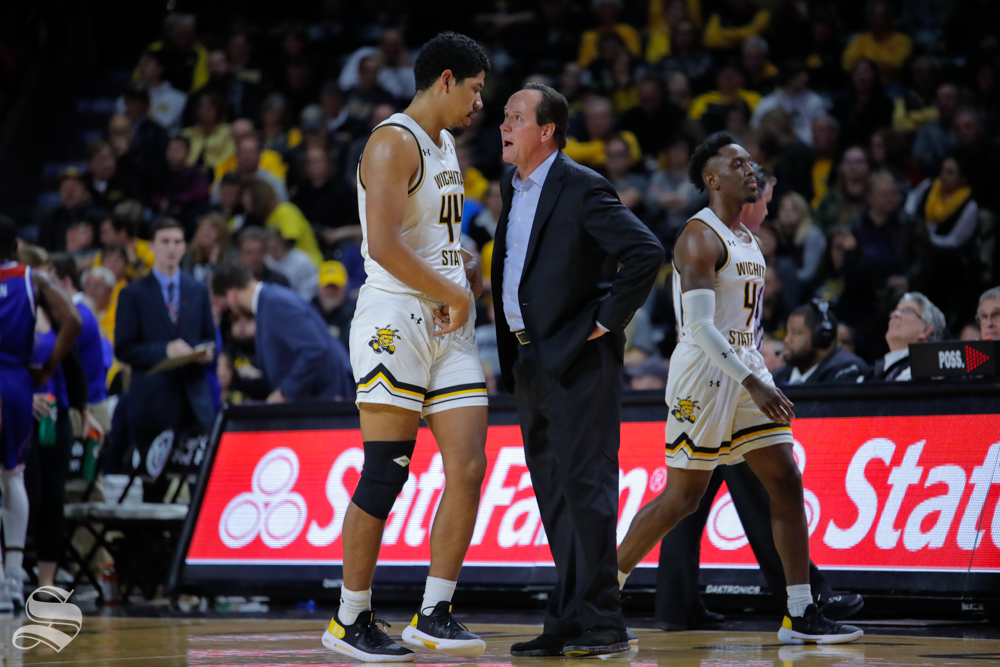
top-left (350, 285), bottom-right (488, 417)
top-left (664, 341), bottom-right (792, 470)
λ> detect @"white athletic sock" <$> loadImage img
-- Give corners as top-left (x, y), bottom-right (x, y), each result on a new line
top-left (0, 468), bottom-right (28, 580)
top-left (787, 584), bottom-right (812, 618)
top-left (339, 587), bottom-right (371, 626)
top-left (421, 576), bottom-right (456, 614)
top-left (618, 570), bottom-right (629, 590)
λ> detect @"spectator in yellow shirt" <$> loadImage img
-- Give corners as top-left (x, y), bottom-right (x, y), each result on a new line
top-left (140, 13), bottom-right (209, 93)
top-left (563, 96), bottom-right (642, 168)
top-left (243, 179), bottom-right (323, 267)
top-left (645, 0), bottom-right (694, 64)
top-left (689, 65), bottom-right (761, 134)
top-left (82, 266), bottom-right (119, 344)
top-left (892, 56), bottom-right (941, 134)
top-left (842, 1), bottom-right (912, 86)
top-left (212, 118), bottom-right (287, 184)
top-left (703, 0), bottom-right (770, 52)
top-left (93, 201), bottom-right (154, 280)
top-left (214, 136), bottom-right (289, 205)
top-left (742, 36), bottom-right (779, 95)
top-left (96, 245), bottom-right (132, 351)
top-left (578, 0), bottom-right (642, 67)
top-left (456, 145), bottom-right (488, 202)
top-left (810, 115), bottom-right (840, 209)
top-left (182, 91), bottom-right (235, 171)
top-left (260, 92), bottom-right (303, 158)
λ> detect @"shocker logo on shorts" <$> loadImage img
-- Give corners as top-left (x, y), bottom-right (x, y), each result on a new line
top-left (369, 325), bottom-right (401, 354)
top-left (671, 396), bottom-right (701, 424)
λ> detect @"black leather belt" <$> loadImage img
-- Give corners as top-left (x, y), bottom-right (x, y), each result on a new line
top-left (513, 330), bottom-right (531, 345)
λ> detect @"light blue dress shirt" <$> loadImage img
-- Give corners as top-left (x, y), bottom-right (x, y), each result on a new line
top-left (151, 266), bottom-right (180, 317)
top-left (502, 150), bottom-right (559, 331)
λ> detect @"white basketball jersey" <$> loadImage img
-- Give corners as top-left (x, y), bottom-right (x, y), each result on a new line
top-left (357, 112), bottom-right (468, 298)
top-left (673, 207), bottom-right (766, 349)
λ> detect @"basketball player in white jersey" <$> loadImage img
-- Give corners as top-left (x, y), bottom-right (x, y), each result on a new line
top-left (321, 33), bottom-right (490, 662)
top-left (615, 133), bottom-right (863, 645)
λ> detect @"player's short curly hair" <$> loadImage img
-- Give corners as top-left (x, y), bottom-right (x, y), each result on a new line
top-left (688, 131), bottom-right (739, 192)
top-left (414, 32), bottom-right (491, 92)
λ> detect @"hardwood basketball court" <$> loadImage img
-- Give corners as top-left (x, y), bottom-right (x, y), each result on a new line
top-left (3, 617), bottom-right (998, 665)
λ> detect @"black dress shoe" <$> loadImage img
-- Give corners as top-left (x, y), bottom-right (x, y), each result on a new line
top-left (817, 593), bottom-right (864, 620)
top-left (510, 633), bottom-right (572, 657)
top-left (563, 627), bottom-right (630, 657)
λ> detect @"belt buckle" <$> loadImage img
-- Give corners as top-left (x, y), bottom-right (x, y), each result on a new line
top-left (514, 330), bottom-right (530, 345)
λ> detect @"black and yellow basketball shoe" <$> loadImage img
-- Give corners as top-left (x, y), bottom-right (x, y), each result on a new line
top-left (778, 604), bottom-right (864, 645)
top-left (322, 609), bottom-right (415, 662)
top-left (400, 601), bottom-right (486, 658)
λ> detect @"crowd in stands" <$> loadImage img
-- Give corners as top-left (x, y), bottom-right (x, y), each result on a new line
top-left (16, 0), bottom-right (1000, 404)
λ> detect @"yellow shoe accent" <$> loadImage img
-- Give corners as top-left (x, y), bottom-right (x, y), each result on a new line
top-left (782, 616), bottom-right (792, 630)
top-left (422, 639), bottom-right (438, 649)
top-left (410, 614), bottom-right (419, 628)
top-left (328, 620), bottom-right (346, 639)
top-left (564, 650), bottom-right (589, 657)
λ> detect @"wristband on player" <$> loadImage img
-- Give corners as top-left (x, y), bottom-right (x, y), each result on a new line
top-left (682, 289), bottom-right (753, 384)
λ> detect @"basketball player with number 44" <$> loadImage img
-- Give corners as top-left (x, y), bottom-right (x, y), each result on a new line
top-left (615, 133), bottom-right (864, 646)
top-left (321, 32), bottom-right (492, 663)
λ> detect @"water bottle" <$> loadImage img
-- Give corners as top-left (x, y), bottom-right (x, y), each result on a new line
top-left (101, 561), bottom-right (119, 606)
top-left (82, 430), bottom-right (101, 482)
top-left (38, 394), bottom-right (57, 447)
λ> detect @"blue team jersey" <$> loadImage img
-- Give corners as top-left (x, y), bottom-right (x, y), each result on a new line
top-left (0, 262), bottom-right (36, 369)
top-left (0, 261), bottom-right (36, 469)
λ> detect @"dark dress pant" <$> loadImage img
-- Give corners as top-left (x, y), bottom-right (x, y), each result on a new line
top-left (513, 335), bottom-right (626, 635)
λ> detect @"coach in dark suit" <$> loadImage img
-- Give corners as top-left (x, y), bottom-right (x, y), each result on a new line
top-left (115, 218), bottom-right (216, 499)
top-left (493, 84), bottom-right (664, 657)
top-left (211, 262), bottom-right (353, 402)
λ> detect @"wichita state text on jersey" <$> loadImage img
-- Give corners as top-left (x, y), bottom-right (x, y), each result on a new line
top-left (357, 112), bottom-right (469, 299)
top-left (673, 207), bottom-right (766, 350)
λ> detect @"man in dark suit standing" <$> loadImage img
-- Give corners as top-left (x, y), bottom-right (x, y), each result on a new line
top-left (492, 83), bottom-right (664, 658)
top-left (115, 218), bottom-right (216, 500)
top-left (210, 262), bottom-right (353, 402)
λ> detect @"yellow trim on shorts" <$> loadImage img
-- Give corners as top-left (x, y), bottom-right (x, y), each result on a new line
top-left (731, 425), bottom-right (791, 447)
top-left (666, 436), bottom-right (732, 460)
top-left (356, 372), bottom-right (426, 399)
top-left (423, 388), bottom-right (488, 404)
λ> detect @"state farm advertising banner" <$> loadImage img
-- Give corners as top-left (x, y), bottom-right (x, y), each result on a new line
top-left (185, 415), bottom-right (1000, 574)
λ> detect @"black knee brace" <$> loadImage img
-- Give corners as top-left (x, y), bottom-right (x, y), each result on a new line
top-left (351, 440), bottom-right (417, 520)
